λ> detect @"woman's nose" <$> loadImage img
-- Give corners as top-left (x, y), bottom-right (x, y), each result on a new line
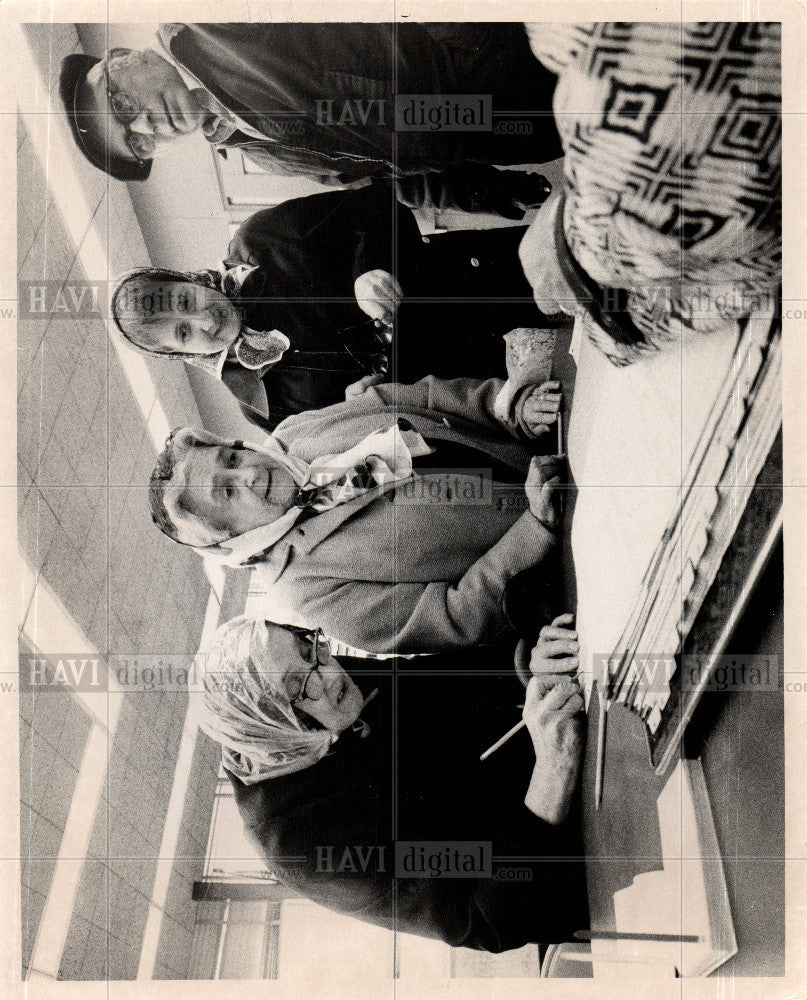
top-left (240, 466), bottom-right (263, 493)
top-left (223, 467), bottom-right (249, 491)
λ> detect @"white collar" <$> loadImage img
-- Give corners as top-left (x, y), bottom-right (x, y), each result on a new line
top-left (183, 326), bottom-right (290, 380)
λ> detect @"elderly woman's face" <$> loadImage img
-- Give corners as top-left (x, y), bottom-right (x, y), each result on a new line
top-left (264, 624), bottom-right (365, 734)
top-left (170, 443), bottom-right (298, 541)
top-left (118, 279), bottom-right (241, 355)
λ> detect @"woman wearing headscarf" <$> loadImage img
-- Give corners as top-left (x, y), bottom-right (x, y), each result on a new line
top-left (198, 615), bottom-right (588, 952)
top-left (110, 261), bottom-right (390, 432)
top-left (110, 182), bottom-right (553, 430)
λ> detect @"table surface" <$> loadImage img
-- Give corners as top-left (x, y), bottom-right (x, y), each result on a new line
top-left (579, 541), bottom-right (785, 977)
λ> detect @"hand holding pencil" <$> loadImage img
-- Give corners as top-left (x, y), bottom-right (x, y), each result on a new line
top-left (479, 612), bottom-right (582, 760)
top-left (478, 615), bottom-right (590, 823)
top-left (521, 635), bottom-right (584, 824)
top-left (520, 380), bottom-right (563, 440)
top-left (524, 454), bottom-right (567, 534)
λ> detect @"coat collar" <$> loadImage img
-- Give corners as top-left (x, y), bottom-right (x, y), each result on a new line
top-left (258, 477), bottom-right (403, 584)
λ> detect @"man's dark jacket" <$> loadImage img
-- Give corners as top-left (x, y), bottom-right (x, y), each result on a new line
top-left (227, 648), bottom-right (588, 952)
top-left (166, 22), bottom-right (562, 215)
top-left (225, 182), bottom-right (545, 426)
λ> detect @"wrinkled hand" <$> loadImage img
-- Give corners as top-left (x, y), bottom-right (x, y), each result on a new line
top-left (518, 193), bottom-right (583, 318)
top-left (354, 269), bottom-right (403, 327)
top-left (530, 614), bottom-right (579, 688)
top-left (522, 671), bottom-right (584, 824)
top-left (520, 380), bottom-right (562, 439)
top-left (523, 454), bottom-right (566, 532)
top-left (345, 373), bottom-right (386, 400)
top-left (523, 675), bottom-right (584, 756)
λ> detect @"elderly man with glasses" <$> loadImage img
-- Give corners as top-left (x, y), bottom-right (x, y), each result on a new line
top-left (58, 22), bottom-right (561, 217)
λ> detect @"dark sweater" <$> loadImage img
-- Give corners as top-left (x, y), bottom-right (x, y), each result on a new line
top-left (224, 182), bottom-right (550, 428)
top-left (228, 647), bottom-right (588, 952)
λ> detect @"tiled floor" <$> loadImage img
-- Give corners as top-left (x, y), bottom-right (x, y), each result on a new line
top-left (17, 26), bottom-right (222, 980)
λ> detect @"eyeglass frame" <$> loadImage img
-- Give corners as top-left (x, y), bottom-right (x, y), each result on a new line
top-left (102, 51), bottom-right (155, 166)
top-left (283, 626), bottom-right (332, 705)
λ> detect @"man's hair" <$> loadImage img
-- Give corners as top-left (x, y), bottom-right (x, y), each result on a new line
top-left (149, 427), bottom-right (237, 547)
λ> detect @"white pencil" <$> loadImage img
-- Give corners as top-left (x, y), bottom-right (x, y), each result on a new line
top-left (480, 719), bottom-right (526, 761)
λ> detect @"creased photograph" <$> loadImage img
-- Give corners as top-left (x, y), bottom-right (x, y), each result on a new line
top-left (3, 8), bottom-right (805, 999)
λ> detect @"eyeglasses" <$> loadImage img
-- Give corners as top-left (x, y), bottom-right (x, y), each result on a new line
top-left (283, 627), bottom-right (332, 705)
top-left (103, 55), bottom-right (155, 165)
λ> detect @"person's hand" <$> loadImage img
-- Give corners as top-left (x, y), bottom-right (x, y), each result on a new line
top-left (345, 373), bottom-right (386, 400)
top-left (522, 672), bottom-right (584, 824)
top-left (529, 614), bottom-right (579, 689)
top-left (225, 232), bottom-right (259, 267)
top-left (523, 454), bottom-right (566, 532)
top-left (518, 193), bottom-right (584, 318)
top-left (523, 675), bottom-right (584, 755)
top-left (354, 269), bottom-right (403, 326)
top-left (372, 321), bottom-right (394, 346)
top-left (520, 381), bottom-right (562, 439)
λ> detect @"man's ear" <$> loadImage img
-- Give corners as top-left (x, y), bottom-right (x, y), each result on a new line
top-left (78, 62), bottom-right (109, 123)
top-left (84, 61), bottom-right (106, 89)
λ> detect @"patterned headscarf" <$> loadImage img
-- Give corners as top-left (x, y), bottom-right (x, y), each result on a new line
top-left (160, 423), bottom-right (433, 565)
top-left (199, 616), bottom-right (336, 784)
top-left (110, 266), bottom-right (290, 377)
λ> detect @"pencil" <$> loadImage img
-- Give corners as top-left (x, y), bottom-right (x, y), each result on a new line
top-left (479, 719), bottom-right (525, 761)
top-left (593, 689), bottom-right (607, 810)
top-left (574, 929), bottom-right (700, 943)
